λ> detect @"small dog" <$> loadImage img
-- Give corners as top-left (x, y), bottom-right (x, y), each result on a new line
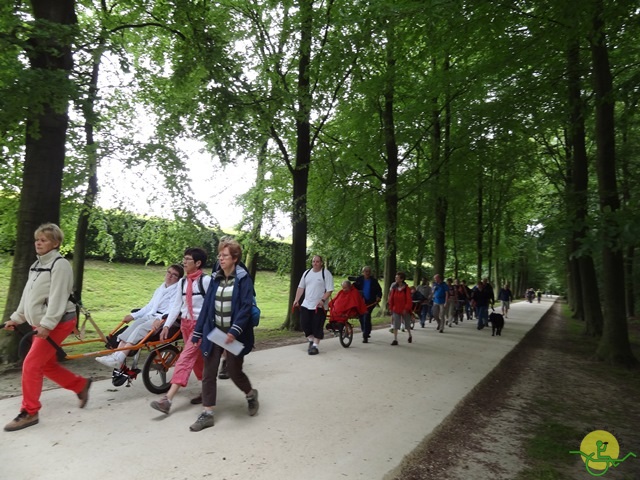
top-left (489, 311), bottom-right (505, 336)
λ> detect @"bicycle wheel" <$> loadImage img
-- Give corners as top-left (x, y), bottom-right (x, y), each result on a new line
top-left (339, 322), bottom-right (353, 348)
top-left (142, 344), bottom-right (180, 394)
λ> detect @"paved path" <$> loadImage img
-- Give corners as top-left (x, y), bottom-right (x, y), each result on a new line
top-left (0, 298), bottom-right (554, 480)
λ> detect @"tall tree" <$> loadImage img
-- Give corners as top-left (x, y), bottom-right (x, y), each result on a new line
top-left (589, 0), bottom-right (636, 365)
top-left (2, 1), bottom-right (77, 336)
top-left (566, 38), bottom-right (603, 336)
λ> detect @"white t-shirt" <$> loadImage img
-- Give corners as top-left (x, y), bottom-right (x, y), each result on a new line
top-left (298, 268), bottom-right (334, 309)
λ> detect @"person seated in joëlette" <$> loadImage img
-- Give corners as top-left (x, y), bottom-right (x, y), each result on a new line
top-left (328, 281), bottom-right (368, 328)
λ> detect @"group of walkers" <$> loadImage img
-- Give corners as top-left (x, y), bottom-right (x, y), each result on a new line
top-left (3, 224), bottom-right (258, 433)
top-left (410, 276), bottom-right (518, 334)
top-left (293, 258), bottom-right (520, 350)
top-left (3, 225), bottom-right (527, 434)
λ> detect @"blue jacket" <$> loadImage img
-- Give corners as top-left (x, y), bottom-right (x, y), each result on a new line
top-left (192, 264), bottom-right (255, 357)
top-left (433, 281), bottom-right (448, 304)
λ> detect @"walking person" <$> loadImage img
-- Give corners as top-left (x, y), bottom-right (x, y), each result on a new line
top-left (388, 272), bottom-right (413, 345)
top-left (150, 248), bottom-right (210, 414)
top-left (415, 278), bottom-right (432, 328)
top-left (353, 266), bottom-right (382, 343)
top-left (445, 278), bottom-right (458, 326)
top-left (471, 280), bottom-right (492, 330)
top-left (292, 255), bottom-right (334, 355)
top-left (431, 274), bottom-right (448, 333)
top-left (3, 223), bottom-right (92, 432)
top-left (188, 238), bottom-right (259, 431)
top-left (498, 283), bottom-right (513, 318)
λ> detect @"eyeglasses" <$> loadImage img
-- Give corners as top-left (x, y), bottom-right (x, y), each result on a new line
top-left (166, 271), bottom-right (180, 278)
top-left (217, 253), bottom-right (231, 259)
top-left (183, 257), bottom-right (194, 263)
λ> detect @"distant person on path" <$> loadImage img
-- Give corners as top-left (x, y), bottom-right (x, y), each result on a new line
top-left (415, 278), bottom-right (432, 328)
top-left (388, 272), bottom-right (413, 345)
top-left (150, 248), bottom-right (210, 414)
top-left (445, 278), bottom-right (458, 326)
top-left (471, 281), bottom-right (492, 330)
top-left (188, 238), bottom-right (259, 431)
top-left (482, 278), bottom-right (495, 308)
top-left (432, 274), bottom-right (448, 333)
top-left (3, 223), bottom-right (92, 432)
top-left (460, 280), bottom-right (473, 320)
top-left (536, 289), bottom-right (542, 303)
top-left (353, 266), bottom-right (382, 343)
top-left (293, 255), bottom-right (334, 355)
top-left (95, 264), bottom-right (184, 368)
top-left (497, 283), bottom-right (513, 318)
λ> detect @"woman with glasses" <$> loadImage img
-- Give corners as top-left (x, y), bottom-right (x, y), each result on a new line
top-left (150, 248), bottom-right (210, 415)
top-left (95, 264), bottom-right (184, 368)
top-left (188, 238), bottom-right (259, 431)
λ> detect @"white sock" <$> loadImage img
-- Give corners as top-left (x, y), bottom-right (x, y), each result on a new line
top-left (113, 351), bottom-right (126, 363)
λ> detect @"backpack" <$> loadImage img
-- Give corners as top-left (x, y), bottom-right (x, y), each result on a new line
top-left (30, 256), bottom-right (77, 304)
top-left (251, 298), bottom-right (261, 327)
top-left (181, 274), bottom-right (208, 297)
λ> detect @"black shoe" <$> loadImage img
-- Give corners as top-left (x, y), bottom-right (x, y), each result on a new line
top-left (308, 346), bottom-right (319, 355)
top-left (362, 337), bottom-right (368, 343)
top-left (78, 378), bottom-right (92, 408)
top-left (391, 340), bottom-right (398, 346)
top-left (218, 360), bottom-right (229, 380)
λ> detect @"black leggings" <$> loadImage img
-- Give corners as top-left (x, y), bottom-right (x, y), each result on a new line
top-left (300, 306), bottom-right (326, 339)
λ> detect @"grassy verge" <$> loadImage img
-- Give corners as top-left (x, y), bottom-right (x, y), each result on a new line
top-left (515, 306), bottom-right (640, 480)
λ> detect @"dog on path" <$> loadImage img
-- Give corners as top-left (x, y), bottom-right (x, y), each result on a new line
top-left (489, 310), bottom-right (505, 336)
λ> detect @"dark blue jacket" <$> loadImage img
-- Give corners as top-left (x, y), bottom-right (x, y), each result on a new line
top-left (353, 275), bottom-right (382, 304)
top-left (192, 264), bottom-right (255, 357)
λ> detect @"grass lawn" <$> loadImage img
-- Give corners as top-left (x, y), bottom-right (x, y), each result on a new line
top-left (0, 255), bottom-right (391, 353)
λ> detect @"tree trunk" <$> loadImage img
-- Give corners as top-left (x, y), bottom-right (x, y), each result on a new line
top-left (283, 0), bottom-right (313, 331)
top-left (381, 23), bottom-right (398, 306)
top-left (244, 139), bottom-right (269, 282)
top-left (589, 1), bottom-right (636, 365)
top-left (1, 0), bottom-right (77, 362)
top-left (566, 39), bottom-right (603, 335)
top-left (74, 39), bottom-right (105, 305)
top-left (476, 181), bottom-right (483, 281)
top-left (432, 84), bottom-right (446, 277)
top-left (372, 212), bottom-right (381, 279)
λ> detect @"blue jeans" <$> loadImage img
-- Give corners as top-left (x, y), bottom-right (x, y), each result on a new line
top-left (419, 305), bottom-right (429, 326)
top-left (359, 305), bottom-right (375, 338)
top-left (477, 306), bottom-right (489, 329)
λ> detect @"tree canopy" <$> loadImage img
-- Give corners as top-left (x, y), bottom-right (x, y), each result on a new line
top-left (1, 0), bottom-right (639, 365)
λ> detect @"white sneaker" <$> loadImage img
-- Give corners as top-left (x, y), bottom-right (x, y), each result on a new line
top-left (96, 354), bottom-right (122, 369)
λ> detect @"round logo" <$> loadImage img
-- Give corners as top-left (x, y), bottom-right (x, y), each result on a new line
top-left (579, 430), bottom-right (620, 471)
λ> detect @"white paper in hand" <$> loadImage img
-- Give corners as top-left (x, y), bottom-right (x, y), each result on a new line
top-left (206, 327), bottom-right (244, 356)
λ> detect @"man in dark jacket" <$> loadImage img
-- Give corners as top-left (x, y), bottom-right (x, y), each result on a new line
top-left (353, 266), bottom-right (383, 343)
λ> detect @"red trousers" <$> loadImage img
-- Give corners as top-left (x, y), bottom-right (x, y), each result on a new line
top-left (22, 320), bottom-right (87, 415)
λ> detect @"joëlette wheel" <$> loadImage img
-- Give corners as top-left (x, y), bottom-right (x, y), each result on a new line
top-left (339, 322), bottom-right (353, 348)
top-left (142, 344), bottom-right (180, 394)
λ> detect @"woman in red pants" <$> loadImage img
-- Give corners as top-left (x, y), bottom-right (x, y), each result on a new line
top-left (3, 223), bottom-right (92, 432)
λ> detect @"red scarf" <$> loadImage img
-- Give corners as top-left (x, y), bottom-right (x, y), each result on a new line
top-left (185, 269), bottom-right (203, 320)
